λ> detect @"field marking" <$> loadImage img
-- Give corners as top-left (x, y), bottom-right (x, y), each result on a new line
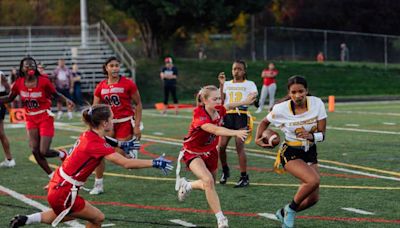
top-left (13, 193), bottom-right (400, 225)
top-left (0, 185), bottom-right (83, 227)
top-left (334, 110), bottom-right (400, 117)
top-left (345, 124), bottom-right (359, 127)
top-left (341, 208), bottom-right (375, 215)
top-left (142, 112), bottom-right (400, 135)
top-left (169, 219), bottom-right (197, 227)
top-left (143, 134), bottom-right (400, 179)
top-left (383, 122), bottom-right (396, 125)
top-left (258, 213), bottom-right (279, 221)
top-left (101, 224), bottom-right (116, 227)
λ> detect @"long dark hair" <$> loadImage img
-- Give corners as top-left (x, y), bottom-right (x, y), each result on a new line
top-left (19, 56), bottom-right (40, 77)
top-left (102, 56), bottom-right (120, 77)
top-left (82, 104), bottom-right (112, 129)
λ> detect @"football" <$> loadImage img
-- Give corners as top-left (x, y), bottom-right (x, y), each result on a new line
top-left (262, 129), bottom-right (280, 148)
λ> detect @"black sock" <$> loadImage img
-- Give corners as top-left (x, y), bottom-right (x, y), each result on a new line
top-left (7, 158), bottom-right (12, 161)
top-left (222, 165), bottom-right (229, 172)
top-left (240, 172), bottom-right (247, 177)
top-left (289, 199), bottom-right (299, 211)
top-left (280, 208), bottom-right (284, 217)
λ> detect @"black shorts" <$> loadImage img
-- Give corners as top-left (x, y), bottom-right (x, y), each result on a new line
top-left (280, 144), bottom-right (318, 167)
top-left (223, 113), bottom-right (248, 130)
top-left (56, 88), bottom-right (71, 100)
top-left (0, 103), bottom-right (6, 121)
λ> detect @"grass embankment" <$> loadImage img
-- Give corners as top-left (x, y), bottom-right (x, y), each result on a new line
top-left (135, 59), bottom-right (400, 105)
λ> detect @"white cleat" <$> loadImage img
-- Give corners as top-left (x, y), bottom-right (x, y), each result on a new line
top-left (89, 185), bottom-right (104, 195)
top-left (0, 159), bottom-right (16, 168)
top-left (255, 108), bottom-right (262, 114)
top-left (67, 111), bottom-right (73, 120)
top-left (217, 216), bottom-right (229, 228)
top-left (177, 178), bottom-right (191, 202)
top-left (56, 111), bottom-right (63, 120)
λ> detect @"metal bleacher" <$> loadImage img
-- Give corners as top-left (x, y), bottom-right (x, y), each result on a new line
top-left (0, 21), bottom-right (135, 93)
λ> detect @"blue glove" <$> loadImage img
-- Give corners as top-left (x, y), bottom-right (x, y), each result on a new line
top-left (152, 153), bottom-right (173, 175)
top-left (118, 137), bottom-right (141, 155)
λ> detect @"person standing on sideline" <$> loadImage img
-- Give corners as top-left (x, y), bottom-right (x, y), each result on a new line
top-left (53, 58), bottom-right (73, 120)
top-left (160, 57), bottom-right (179, 115)
top-left (9, 104), bottom-right (172, 228)
top-left (218, 60), bottom-right (258, 188)
top-left (70, 63), bottom-right (83, 111)
top-left (316, 52), bottom-right (325, 63)
top-left (89, 56), bottom-right (143, 195)
top-left (37, 62), bottom-right (49, 78)
top-left (176, 85), bottom-right (255, 228)
top-left (0, 70), bottom-right (14, 168)
top-left (0, 56), bottom-right (74, 180)
top-left (255, 75), bottom-right (327, 228)
top-left (340, 43), bottom-right (349, 62)
top-left (255, 62), bottom-right (278, 113)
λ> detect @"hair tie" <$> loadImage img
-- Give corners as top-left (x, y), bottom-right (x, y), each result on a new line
top-left (88, 107), bottom-right (93, 116)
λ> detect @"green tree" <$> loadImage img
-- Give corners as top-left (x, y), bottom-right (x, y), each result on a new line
top-left (108, 0), bottom-right (268, 58)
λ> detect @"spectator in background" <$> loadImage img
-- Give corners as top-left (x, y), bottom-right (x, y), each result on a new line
top-left (70, 63), bottom-right (83, 111)
top-left (0, 71), bottom-right (14, 168)
top-left (160, 57), bottom-right (179, 115)
top-left (256, 62), bottom-right (278, 114)
top-left (37, 62), bottom-right (49, 78)
top-left (316, 52), bottom-right (325, 63)
top-left (340, 43), bottom-right (349, 62)
top-left (53, 58), bottom-right (73, 120)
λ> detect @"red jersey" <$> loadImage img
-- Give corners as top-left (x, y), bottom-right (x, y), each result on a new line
top-left (56, 130), bottom-right (115, 183)
top-left (94, 76), bottom-right (138, 119)
top-left (11, 75), bottom-right (56, 113)
top-left (183, 106), bottom-right (226, 153)
top-left (262, 69), bottom-right (278, 86)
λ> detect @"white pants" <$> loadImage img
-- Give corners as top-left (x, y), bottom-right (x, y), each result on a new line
top-left (258, 83), bottom-right (276, 110)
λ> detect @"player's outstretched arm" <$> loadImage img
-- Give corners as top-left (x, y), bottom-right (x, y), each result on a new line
top-left (201, 123), bottom-right (248, 141)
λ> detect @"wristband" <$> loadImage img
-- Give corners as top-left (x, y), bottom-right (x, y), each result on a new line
top-left (313, 132), bottom-right (324, 142)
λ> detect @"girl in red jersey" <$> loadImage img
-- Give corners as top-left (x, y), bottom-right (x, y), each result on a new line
top-left (89, 56), bottom-right (143, 195)
top-left (9, 104), bottom-right (173, 228)
top-left (0, 57), bottom-right (73, 179)
top-left (175, 85), bottom-right (256, 228)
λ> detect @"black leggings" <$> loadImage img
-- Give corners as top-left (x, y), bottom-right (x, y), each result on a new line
top-left (163, 85), bottom-right (178, 104)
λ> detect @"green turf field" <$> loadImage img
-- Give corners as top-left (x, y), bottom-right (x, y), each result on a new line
top-left (0, 101), bottom-right (399, 227)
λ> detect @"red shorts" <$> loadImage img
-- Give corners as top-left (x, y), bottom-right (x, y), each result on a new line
top-left (47, 180), bottom-right (85, 215)
top-left (25, 112), bottom-right (54, 137)
top-left (113, 120), bottom-right (133, 139)
top-left (182, 148), bottom-right (219, 173)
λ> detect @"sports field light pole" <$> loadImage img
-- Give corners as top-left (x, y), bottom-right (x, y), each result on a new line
top-left (80, 0), bottom-right (88, 48)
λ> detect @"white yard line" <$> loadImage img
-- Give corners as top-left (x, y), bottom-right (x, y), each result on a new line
top-left (341, 207), bottom-right (375, 215)
top-left (169, 219), bottom-right (197, 227)
top-left (335, 110), bottom-right (400, 117)
top-left (345, 124), bottom-right (359, 127)
top-left (258, 213), bottom-right (279, 221)
top-left (142, 113), bottom-right (400, 135)
top-left (383, 122), bottom-right (396, 126)
top-left (142, 137), bottom-right (400, 182)
top-left (101, 224), bottom-right (116, 227)
top-left (0, 185), bottom-right (84, 227)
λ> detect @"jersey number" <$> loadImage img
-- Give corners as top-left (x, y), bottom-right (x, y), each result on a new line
top-left (104, 94), bottom-right (121, 107)
top-left (228, 92), bottom-right (243, 103)
top-left (24, 99), bottom-right (39, 109)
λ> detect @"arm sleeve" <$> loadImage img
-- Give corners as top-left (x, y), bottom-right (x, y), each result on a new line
top-left (91, 142), bottom-right (115, 158)
top-left (266, 106), bottom-right (282, 127)
top-left (45, 78), bottom-right (57, 95)
top-left (11, 81), bottom-right (19, 95)
top-left (250, 81), bottom-right (258, 94)
top-left (127, 80), bottom-right (138, 96)
top-left (94, 82), bottom-right (102, 98)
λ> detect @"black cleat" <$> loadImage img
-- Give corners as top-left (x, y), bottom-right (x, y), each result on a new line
top-left (234, 175), bottom-right (249, 188)
top-left (9, 215), bottom-right (27, 228)
top-left (219, 167), bottom-right (230, 184)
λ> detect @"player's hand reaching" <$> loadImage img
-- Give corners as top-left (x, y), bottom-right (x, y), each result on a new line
top-left (119, 137), bottom-right (141, 154)
top-left (152, 153), bottom-right (173, 175)
top-left (235, 129), bottom-right (249, 142)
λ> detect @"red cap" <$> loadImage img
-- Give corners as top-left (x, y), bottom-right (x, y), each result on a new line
top-left (164, 57), bottom-right (173, 63)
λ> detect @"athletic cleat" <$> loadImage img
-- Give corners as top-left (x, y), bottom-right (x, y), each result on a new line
top-left (283, 204), bottom-right (296, 228)
top-left (177, 178), bottom-right (191, 202)
top-left (219, 167), bottom-right (230, 184)
top-left (234, 175), bottom-right (249, 188)
top-left (255, 107), bottom-right (262, 114)
top-left (0, 159), bottom-right (16, 168)
top-left (217, 216), bottom-right (229, 228)
top-left (89, 184), bottom-right (104, 195)
top-left (56, 111), bottom-right (63, 120)
top-left (9, 215), bottom-right (28, 228)
top-left (275, 208), bottom-right (284, 223)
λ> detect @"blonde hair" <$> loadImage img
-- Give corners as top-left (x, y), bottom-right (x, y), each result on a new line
top-left (196, 85), bottom-right (218, 106)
